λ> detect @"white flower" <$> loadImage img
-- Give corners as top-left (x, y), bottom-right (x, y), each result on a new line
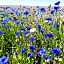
top-left (30, 28), bottom-right (36, 33)
top-left (44, 20), bottom-right (48, 23)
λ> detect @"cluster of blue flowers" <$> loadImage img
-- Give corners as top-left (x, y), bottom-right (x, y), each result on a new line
top-left (0, 56), bottom-right (8, 64)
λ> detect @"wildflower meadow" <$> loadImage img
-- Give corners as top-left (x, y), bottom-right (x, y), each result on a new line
top-left (0, 1), bottom-right (64, 64)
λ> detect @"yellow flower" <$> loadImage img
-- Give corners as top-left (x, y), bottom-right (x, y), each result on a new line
top-left (54, 57), bottom-right (58, 60)
top-left (45, 59), bottom-right (50, 62)
top-left (58, 58), bottom-right (62, 61)
top-left (0, 50), bottom-right (2, 52)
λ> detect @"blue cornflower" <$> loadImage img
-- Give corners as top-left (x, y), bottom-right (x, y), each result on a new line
top-left (53, 22), bottom-right (56, 28)
top-left (39, 47), bottom-right (47, 55)
top-left (25, 26), bottom-right (29, 29)
top-left (15, 11), bottom-right (18, 15)
top-left (43, 53), bottom-right (50, 60)
top-left (3, 20), bottom-right (8, 22)
top-left (46, 17), bottom-right (52, 21)
top-left (33, 9), bottom-right (35, 10)
top-left (21, 22), bottom-right (24, 24)
top-left (51, 48), bottom-right (61, 54)
top-left (52, 55), bottom-right (60, 59)
top-left (23, 6), bottom-right (26, 8)
top-left (43, 9), bottom-right (46, 12)
top-left (38, 9), bottom-right (39, 11)
top-left (40, 50), bottom-right (47, 55)
top-left (29, 45), bottom-right (35, 49)
top-left (15, 21), bottom-right (20, 24)
top-left (19, 43), bottom-right (22, 45)
top-left (0, 56), bottom-right (8, 64)
top-left (55, 1), bottom-right (60, 5)
top-left (0, 20), bottom-right (3, 22)
top-left (6, 7), bottom-right (10, 9)
top-left (45, 33), bottom-right (54, 37)
top-left (44, 34), bottom-right (47, 39)
top-left (39, 47), bottom-right (44, 50)
top-left (41, 30), bottom-right (45, 33)
top-left (18, 12), bottom-right (20, 15)
top-left (40, 8), bottom-right (45, 12)
top-left (0, 31), bottom-right (5, 34)
top-left (29, 37), bottom-right (36, 41)
top-left (37, 6), bottom-right (39, 8)
top-left (22, 47), bottom-right (27, 53)
top-left (23, 31), bottom-right (28, 36)
top-left (24, 11), bottom-right (29, 15)
top-left (19, 28), bottom-right (25, 31)
top-left (2, 22), bottom-right (6, 24)
top-left (0, 7), bottom-right (5, 9)
top-left (5, 25), bottom-right (10, 28)
top-left (8, 12), bottom-right (11, 14)
top-left (1, 20), bottom-right (3, 23)
top-left (14, 19), bottom-right (18, 21)
top-left (54, 6), bottom-right (60, 10)
top-left (27, 8), bottom-right (30, 10)
top-left (29, 15), bottom-right (31, 16)
top-left (34, 11), bottom-right (36, 13)
top-left (37, 24), bottom-right (41, 29)
top-left (15, 32), bottom-right (20, 35)
top-left (4, 14), bottom-right (8, 17)
top-left (50, 10), bottom-right (55, 14)
top-left (21, 12), bottom-right (23, 14)
top-left (27, 52), bottom-right (33, 57)
top-left (25, 26), bottom-right (31, 30)
top-left (0, 11), bottom-right (2, 12)
top-left (8, 17), bottom-right (12, 20)
top-left (62, 21), bottom-right (64, 25)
